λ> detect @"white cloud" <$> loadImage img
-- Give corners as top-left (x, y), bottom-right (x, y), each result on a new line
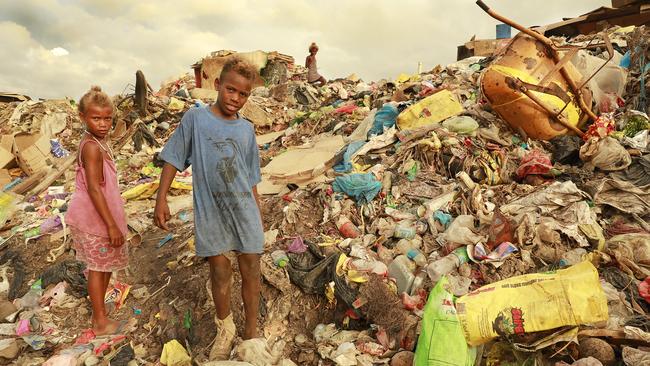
top-left (50, 47), bottom-right (69, 56)
top-left (0, 0), bottom-right (610, 100)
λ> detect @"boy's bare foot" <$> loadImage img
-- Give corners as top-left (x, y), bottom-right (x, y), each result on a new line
top-left (92, 318), bottom-right (122, 336)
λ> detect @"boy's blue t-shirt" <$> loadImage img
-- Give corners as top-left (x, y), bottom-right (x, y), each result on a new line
top-left (159, 106), bottom-right (264, 257)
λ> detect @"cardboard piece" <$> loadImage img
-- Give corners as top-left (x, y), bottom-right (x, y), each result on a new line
top-left (256, 130), bottom-right (286, 146)
top-left (259, 135), bottom-right (345, 195)
top-left (13, 133), bottom-right (51, 175)
top-left (0, 136), bottom-right (14, 169)
top-left (0, 170), bottom-right (11, 188)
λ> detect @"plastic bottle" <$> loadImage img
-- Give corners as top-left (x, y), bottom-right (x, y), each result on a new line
top-left (410, 270), bottom-right (428, 296)
top-left (271, 250), bottom-right (289, 268)
top-left (395, 239), bottom-right (415, 255)
top-left (407, 249), bottom-right (427, 267)
top-left (394, 221), bottom-right (416, 239)
top-left (337, 216), bottom-right (361, 239)
top-left (426, 247), bottom-right (469, 283)
top-left (388, 255), bottom-right (416, 295)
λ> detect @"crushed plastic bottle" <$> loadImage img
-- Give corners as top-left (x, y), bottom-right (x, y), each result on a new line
top-left (407, 249), bottom-right (427, 267)
top-left (426, 247), bottom-right (469, 283)
top-left (271, 250), bottom-right (289, 268)
top-left (388, 255), bottom-right (416, 295)
top-left (394, 221), bottom-right (416, 239)
top-left (337, 216), bottom-right (361, 239)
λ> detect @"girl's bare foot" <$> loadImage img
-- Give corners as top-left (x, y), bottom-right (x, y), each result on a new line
top-left (92, 317), bottom-right (122, 336)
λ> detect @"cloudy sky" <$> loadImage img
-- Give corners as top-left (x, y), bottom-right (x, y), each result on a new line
top-left (0, 0), bottom-right (609, 100)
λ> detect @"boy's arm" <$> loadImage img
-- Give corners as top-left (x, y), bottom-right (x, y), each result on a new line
top-left (154, 162), bottom-right (178, 230)
top-left (252, 185), bottom-right (263, 228)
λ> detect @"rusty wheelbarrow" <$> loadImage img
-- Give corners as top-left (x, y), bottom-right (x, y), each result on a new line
top-left (477, 0), bottom-right (614, 140)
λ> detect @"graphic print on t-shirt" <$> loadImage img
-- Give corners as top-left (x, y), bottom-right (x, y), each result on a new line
top-left (208, 137), bottom-right (240, 185)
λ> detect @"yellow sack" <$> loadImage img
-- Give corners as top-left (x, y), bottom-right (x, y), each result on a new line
top-left (396, 90), bottom-right (463, 131)
top-left (456, 261), bottom-right (608, 346)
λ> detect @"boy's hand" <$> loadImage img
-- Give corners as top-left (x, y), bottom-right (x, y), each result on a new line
top-left (154, 198), bottom-right (171, 230)
top-left (108, 225), bottom-right (125, 247)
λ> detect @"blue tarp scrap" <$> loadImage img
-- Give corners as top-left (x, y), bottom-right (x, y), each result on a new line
top-left (333, 140), bottom-right (367, 173)
top-left (332, 173), bottom-right (382, 204)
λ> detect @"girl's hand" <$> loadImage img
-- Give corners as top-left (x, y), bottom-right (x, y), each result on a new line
top-left (108, 225), bottom-right (125, 247)
top-left (154, 199), bottom-right (171, 230)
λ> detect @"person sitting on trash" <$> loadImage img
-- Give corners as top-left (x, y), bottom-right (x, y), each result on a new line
top-left (154, 57), bottom-right (265, 361)
top-left (306, 42), bottom-right (327, 86)
top-left (65, 86), bottom-right (129, 336)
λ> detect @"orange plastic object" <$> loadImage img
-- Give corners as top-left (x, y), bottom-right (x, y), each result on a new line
top-left (480, 34), bottom-right (592, 140)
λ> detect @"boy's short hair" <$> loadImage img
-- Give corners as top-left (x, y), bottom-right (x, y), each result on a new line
top-left (79, 85), bottom-right (113, 113)
top-left (220, 56), bottom-right (257, 82)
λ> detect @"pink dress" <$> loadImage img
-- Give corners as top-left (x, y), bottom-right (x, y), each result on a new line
top-left (65, 139), bottom-right (128, 272)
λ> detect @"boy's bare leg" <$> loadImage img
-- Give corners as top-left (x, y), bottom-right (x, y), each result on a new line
top-left (208, 255), bottom-right (233, 319)
top-left (237, 253), bottom-right (261, 339)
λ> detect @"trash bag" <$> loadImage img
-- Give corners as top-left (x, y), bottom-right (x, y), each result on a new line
top-left (287, 243), bottom-right (359, 315)
top-left (442, 116), bottom-right (479, 135)
top-left (396, 90), bottom-right (463, 131)
top-left (414, 277), bottom-right (476, 366)
top-left (516, 149), bottom-right (553, 179)
top-left (160, 339), bottom-right (191, 366)
top-left (40, 260), bottom-right (87, 298)
top-left (332, 173), bottom-right (382, 204)
top-left (587, 178), bottom-right (650, 215)
top-left (456, 261), bottom-right (608, 346)
top-left (333, 141), bottom-right (366, 173)
top-left (579, 136), bottom-right (631, 171)
top-left (367, 103), bottom-right (398, 138)
top-left (613, 155), bottom-right (650, 186)
top-left (550, 135), bottom-right (583, 165)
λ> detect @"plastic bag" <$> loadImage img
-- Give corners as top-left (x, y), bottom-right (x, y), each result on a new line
top-left (485, 209), bottom-right (513, 251)
top-left (414, 276), bottom-right (476, 365)
top-left (396, 90), bottom-right (463, 131)
top-left (332, 173), bottom-right (382, 204)
top-left (550, 135), bottom-right (583, 165)
top-left (0, 192), bottom-right (17, 228)
top-left (516, 149), bottom-right (552, 179)
top-left (580, 136), bottom-right (631, 171)
top-left (160, 339), bottom-right (191, 366)
top-left (333, 141), bottom-right (366, 173)
top-left (456, 261), bottom-right (608, 346)
top-left (368, 103), bottom-right (398, 138)
top-left (442, 116), bottom-right (479, 135)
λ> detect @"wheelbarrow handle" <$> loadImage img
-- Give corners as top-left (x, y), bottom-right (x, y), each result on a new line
top-left (476, 0), bottom-right (490, 12)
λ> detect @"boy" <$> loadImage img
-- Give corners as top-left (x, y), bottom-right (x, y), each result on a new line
top-left (154, 57), bottom-right (264, 360)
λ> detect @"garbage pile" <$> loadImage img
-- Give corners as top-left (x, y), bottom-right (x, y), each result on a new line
top-left (0, 18), bottom-right (650, 366)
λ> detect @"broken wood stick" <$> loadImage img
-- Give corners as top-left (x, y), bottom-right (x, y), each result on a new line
top-left (9, 169), bottom-right (48, 195)
top-left (24, 156), bottom-right (75, 199)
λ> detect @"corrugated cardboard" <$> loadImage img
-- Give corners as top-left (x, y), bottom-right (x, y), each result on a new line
top-left (0, 169), bottom-right (11, 188)
top-left (0, 135), bottom-right (14, 169)
top-left (13, 133), bottom-right (51, 175)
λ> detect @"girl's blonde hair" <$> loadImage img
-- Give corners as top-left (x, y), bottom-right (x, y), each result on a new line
top-left (78, 85), bottom-right (113, 113)
top-left (309, 42), bottom-right (319, 52)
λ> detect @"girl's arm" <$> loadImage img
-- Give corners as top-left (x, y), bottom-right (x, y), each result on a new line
top-left (305, 56), bottom-right (311, 68)
top-left (82, 141), bottom-right (124, 247)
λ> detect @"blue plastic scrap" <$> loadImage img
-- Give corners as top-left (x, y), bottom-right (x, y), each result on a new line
top-left (332, 173), bottom-right (382, 204)
top-left (333, 140), bottom-right (367, 173)
top-left (368, 103), bottom-right (398, 138)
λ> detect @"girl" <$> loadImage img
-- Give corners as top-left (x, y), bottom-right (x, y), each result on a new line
top-left (306, 42), bottom-right (326, 86)
top-left (65, 86), bottom-right (128, 335)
